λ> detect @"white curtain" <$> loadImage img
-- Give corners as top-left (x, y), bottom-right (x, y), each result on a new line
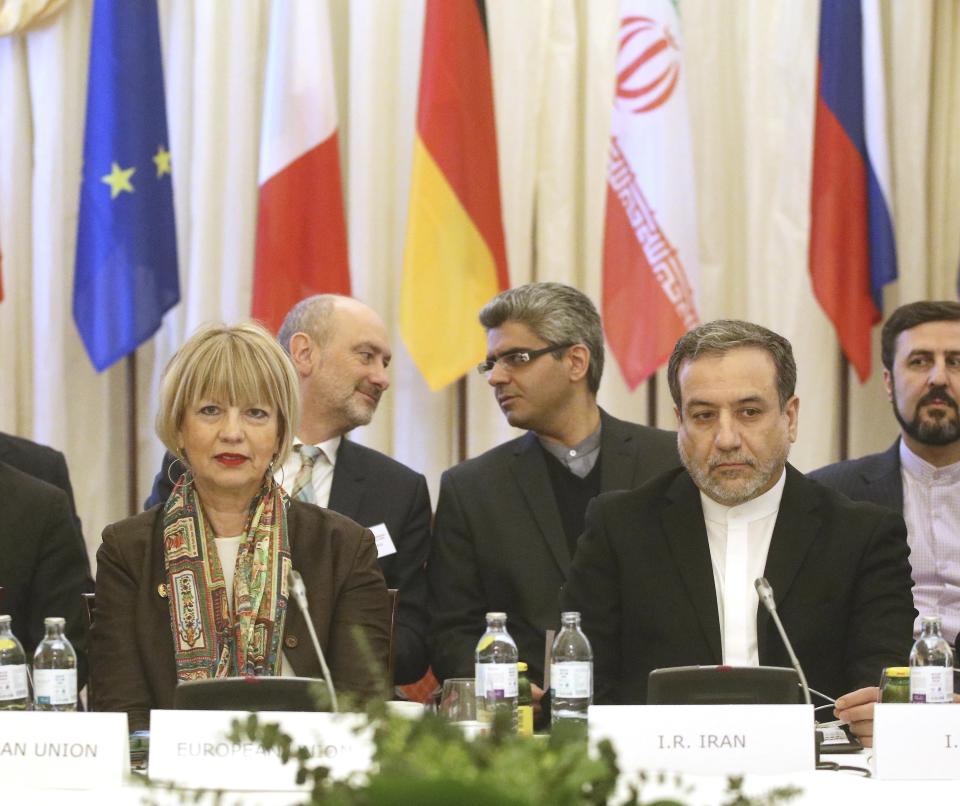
top-left (1, 0), bottom-right (958, 570)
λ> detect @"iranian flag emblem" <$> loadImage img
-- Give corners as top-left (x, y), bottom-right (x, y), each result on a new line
top-left (602, 1), bottom-right (700, 389)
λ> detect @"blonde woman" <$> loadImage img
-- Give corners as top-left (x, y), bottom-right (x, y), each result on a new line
top-left (90, 323), bottom-right (389, 731)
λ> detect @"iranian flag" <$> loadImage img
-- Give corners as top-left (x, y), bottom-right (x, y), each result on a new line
top-left (252, 0), bottom-right (350, 333)
top-left (602, 1), bottom-right (700, 389)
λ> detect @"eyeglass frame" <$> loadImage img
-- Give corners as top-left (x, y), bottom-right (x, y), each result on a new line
top-left (476, 343), bottom-right (575, 375)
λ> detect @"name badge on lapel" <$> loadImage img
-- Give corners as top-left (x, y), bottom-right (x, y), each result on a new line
top-left (369, 523), bottom-right (396, 558)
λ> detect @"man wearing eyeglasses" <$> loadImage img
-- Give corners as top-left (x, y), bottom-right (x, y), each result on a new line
top-left (428, 282), bottom-right (680, 701)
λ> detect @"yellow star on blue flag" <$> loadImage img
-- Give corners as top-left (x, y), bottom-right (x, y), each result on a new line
top-left (153, 146), bottom-right (171, 178)
top-left (101, 162), bottom-right (136, 199)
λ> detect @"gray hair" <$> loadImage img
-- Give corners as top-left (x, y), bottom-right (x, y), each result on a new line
top-left (276, 294), bottom-right (347, 354)
top-left (478, 282), bottom-right (605, 393)
top-left (667, 320), bottom-right (796, 410)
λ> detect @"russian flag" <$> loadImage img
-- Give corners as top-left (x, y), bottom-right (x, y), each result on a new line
top-left (809, 0), bottom-right (897, 382)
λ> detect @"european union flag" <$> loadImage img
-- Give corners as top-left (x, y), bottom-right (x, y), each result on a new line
top-left (74, 0), bottom-right (179, 372)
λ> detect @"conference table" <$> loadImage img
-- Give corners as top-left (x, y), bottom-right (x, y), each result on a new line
top-left (6, 758), bottom-right (957, 806)
top-left (5, 703), bottom-right (957, 805)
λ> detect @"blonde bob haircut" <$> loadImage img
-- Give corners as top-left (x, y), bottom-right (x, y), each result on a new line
top-left (156, 322), bottom-right (301, 468)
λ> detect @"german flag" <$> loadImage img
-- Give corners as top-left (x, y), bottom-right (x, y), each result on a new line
top-left (400, 0), bottom-right (509, 391)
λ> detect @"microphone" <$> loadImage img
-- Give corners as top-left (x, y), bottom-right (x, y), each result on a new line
top-left (287, 568), bottom-right (339, 712)
top-left (754, 577), bottom-right (812, 706)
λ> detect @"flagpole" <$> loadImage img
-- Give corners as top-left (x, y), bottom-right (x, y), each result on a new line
top-left (456, 377), bottom-right (468, 464)
top-left (647, 375), bottom-right (658, 429)
top-left (127, 353), bottom-right (139, 516)
top-left (838, 350), bottom-right (850, 461)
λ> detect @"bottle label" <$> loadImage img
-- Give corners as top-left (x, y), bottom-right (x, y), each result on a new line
top-left (551, 661), bottom-right (592, 698)
top-left (475, 663), bottom-right (518, 698)
top-left (0, 664), bottom-right (28, 701)
top-left (517, 705), bottom-right (534, 736)
top-left (909, 666), bottom-right (953, 703)
top-left (34, 669), bottom-right (78, 706)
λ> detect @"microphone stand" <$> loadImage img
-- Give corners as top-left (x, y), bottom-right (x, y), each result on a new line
top-left (288, 568), bottom-right (339, 713)
top-left (755, 577), bottom-right (812, 706)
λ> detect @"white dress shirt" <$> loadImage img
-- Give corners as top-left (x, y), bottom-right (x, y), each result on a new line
top-left (700, 470), bottom-right (786, 666)
top-left (900, 440), bottom-right (960, 642)
top-left (279, 435), bottom-right (341, 507)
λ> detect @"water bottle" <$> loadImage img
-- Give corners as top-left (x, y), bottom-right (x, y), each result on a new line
top-left (909, 615), bottom-right (954, 703)
top-left (0, 615), bottom-right (29, 711)
top-left (475, 612), bottom-right (518, 730)
top-left (550, 611), bottom-right (592, 724)
top-left (33, 617), bottom-right (78, 711)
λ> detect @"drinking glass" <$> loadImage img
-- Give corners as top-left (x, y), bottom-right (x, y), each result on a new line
top-left (439, 677), bottom-right (476, 722)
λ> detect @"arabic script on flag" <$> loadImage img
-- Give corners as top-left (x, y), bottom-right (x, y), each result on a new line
top-left (602, 4), bottom-right (700, 389)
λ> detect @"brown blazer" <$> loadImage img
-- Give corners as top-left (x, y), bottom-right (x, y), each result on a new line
top-left (89, 500), bottom-right (390, 732)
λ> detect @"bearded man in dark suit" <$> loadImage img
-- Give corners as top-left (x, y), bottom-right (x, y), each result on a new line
top-left (563, 320), bottom-right (916, 747)
top-left (428, 283), bottom-right (680, 704)
top-left (810, 301), bottom-right (960, 643)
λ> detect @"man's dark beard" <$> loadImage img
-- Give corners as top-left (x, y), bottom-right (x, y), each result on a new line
top-left (891, 382), bottom-right (960, 446)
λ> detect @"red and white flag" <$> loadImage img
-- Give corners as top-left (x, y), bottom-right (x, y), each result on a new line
top-left (252, 0), bottom-right (350, 333)
top-left (602, 1), bottom-right (700, 389)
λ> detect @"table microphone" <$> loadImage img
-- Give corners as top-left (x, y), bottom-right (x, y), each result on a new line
top-left (754, 577), bottom-right (812, 706)
top-left (287, 568), bottom-right (339, 713)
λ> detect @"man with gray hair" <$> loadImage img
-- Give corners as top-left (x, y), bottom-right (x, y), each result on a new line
top-left (428, 281), bottom-right (679, 700)
top-left (146, 295), bottom-right (431, 685)
top-left (563, 319), bottom-right (916, 746)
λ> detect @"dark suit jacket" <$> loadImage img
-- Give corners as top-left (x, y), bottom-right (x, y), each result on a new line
top-left (561, 464), bottom-right (917, 705)
top-left (0, 431), bottom-right (87, 567)
top-left (428, 410), bottom-right (680, 685)
top-left (89, 501), bottom-right (391, 732)
top-left (145, 439), bottom-right (431, 684)
top-left (0, 461), bottom-right (92, 685)
top-left (807, 440), bottom-right (903, 512)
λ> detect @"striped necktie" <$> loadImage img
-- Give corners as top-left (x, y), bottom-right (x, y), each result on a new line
top-left (289, 444), bottom-right (322, 504)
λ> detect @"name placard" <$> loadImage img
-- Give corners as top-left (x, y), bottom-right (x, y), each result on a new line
top-left (589, 704), bottom-right (815, 775)
top-left (0, 711), bottom-right (129, 789)
top-left (149, 710), bottom-right (373, 791)
top-left (874, 703), bottom-right (960, 779)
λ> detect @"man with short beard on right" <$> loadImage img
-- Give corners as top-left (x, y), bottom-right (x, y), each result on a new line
top-left (562, 320), bottom-right (916, 747)
top-left (810, 301), bottom-right (960, 644)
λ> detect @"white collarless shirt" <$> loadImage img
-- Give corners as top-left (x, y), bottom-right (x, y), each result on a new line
top-left (279, 435), bottom-right (342, 507)
top-left (700, 470), bottom-right (786, 666)
top-left (900, 440), bottom-right (960, 641)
